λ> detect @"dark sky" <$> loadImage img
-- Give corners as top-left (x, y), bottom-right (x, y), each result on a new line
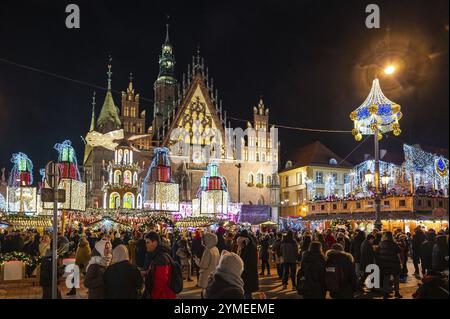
top-left (0, 0), bottom-right (448, 175)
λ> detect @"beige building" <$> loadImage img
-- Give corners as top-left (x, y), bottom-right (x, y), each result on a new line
top-left (279, 141), bottom-right (352, 217)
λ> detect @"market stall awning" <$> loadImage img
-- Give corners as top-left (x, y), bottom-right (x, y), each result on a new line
top-left (2, 215), bottom-right (53, 228)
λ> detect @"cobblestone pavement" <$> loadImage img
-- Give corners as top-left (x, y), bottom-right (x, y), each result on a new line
top-left (0, 261), bottom-right (421, 299)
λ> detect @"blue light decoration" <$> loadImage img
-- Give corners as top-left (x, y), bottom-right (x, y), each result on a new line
top-left (193, 163), bottom-right (229, 217)
top-left (350, 78), bottom-right (402, 141)
top-left (0, 194), bottom-right (6, 212)
top-left (6, 152), bottom-right (37, 214)
top-left (352, 159), bottom-right (400, 195)
top-left (142, 147), bottom-right (179, 212)
top-left (403, 144), bottom-right (449, 191)
top-left (54, 140), bottom-right (81, 181)
top-left (9, 152), bottom-right (33, 187)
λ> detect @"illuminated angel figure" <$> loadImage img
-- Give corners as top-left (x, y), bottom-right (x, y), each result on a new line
top-left (350, 78), bottom-right (402, 141)
top-left (54, 140), bottom-right (81, 180)
top-left (9, 152), bottom-right (34, 187)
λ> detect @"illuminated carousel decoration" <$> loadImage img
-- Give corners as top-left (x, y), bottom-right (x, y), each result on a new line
top-left (142, 147), bottom-right (180, 212)
top-left (193, 163), bottom-right (228, 217)
top-left (6, 153), bottom-right (37, 215)
top-left (103, 140), bottom-right (141, 210)
top-left (350, 78), bottom-right (402, 141)
top-left (43, 140), bottom-right (86, 212)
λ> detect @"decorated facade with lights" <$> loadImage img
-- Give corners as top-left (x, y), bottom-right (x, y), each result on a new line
top-left (102, 141), bottom-right (142, 209)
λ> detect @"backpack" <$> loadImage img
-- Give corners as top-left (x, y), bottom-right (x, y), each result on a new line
top-left (166, 253), bottom-right (184, 294)
top-left (324, 264), bottom-right (344, 293)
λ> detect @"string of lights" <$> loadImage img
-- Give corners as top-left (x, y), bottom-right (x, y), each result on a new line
top-left (1, 56), bottom-right (352, 134)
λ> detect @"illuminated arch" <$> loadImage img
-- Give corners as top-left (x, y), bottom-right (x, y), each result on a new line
top-left (114, 170), bottom-right (121, 184)
top-left (118, 149), bottom-right (123, 163)
top-left (137, 193), bottom-right (142, 209)
top-left (109, 192), bottom-right (121, 209)
top-left (124, 150), bottom-right (130, 165)
top-left (133, 172), bottom-right (138, 186)
top-left (124, 170), bottom-right (132, 185)
top-left (123, 192), bottom-right (135, 209)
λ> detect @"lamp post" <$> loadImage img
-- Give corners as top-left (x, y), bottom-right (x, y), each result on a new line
top-left (350, 78), bottom-right (402, 231)
top-left (235, 163), bottom-right (242, 204)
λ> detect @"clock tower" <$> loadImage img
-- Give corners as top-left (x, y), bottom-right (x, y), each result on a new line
top-left (153, 24), bottom-right (178, 140)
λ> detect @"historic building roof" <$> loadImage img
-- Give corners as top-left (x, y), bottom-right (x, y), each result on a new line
top-left (97, 59), bottom-right (121, 133)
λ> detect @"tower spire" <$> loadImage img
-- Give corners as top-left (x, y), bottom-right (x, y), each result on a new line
top-left (165, 23), bottom-right (170, 44)
top-left (90, 91), bottom-right (96, 131)
top-left (107, 55), bottom-right (113, 91)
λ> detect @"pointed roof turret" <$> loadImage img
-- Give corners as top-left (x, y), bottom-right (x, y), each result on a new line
top-left (89, 91), bottom-right (96, 131)
top-left (165, 23), bottom-right (170, 44)
top-left (156, 24), bottom-right (176, 83)
top-left (97, 56), bottom-right (122, 133)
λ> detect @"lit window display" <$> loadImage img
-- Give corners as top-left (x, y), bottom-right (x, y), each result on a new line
top-left (123, 192), bottom-right (135, 209)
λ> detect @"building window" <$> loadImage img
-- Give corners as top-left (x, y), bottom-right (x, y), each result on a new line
top-left (109, 192), bottom-right (121, 209)
top-left (427, 200), bottom-right (432, 207)
top-left (439, 200), bottom-right (443, 208)
top-left (113, 170), bottom-right (121, 184)
top-left (312, 205), bottom-right (316, 211)
top-left (123, 170), bottom-right (132, 185)
top-left (356, 202), bottom-right (361, 209)
top-left (266, 175), bottom-right (272, 186)
top-left (261, 152), bottom-right (266, 162)
top-left (332, 173), bottom-right (338, 184)
top-left (285, 176), bottom-right (289, 187)
top-left (247, 173), bottom-right (254, 185)
top-left (123, 192), bottom-right (135, 209)
top-left (418, 199), bottom-right (422, 206)
top-left (315, 171), bottom-right (323, 184)
top-left (384, 200), bottom-right (390, 207)
top-left (399, 200), bottom-right (406, 207)
top-left (344, 173), bottom-right (349, 184)
top-left (257, 173), bottom-right (264, 185)
top-left (256, 152), bottom-right (260, 162)
top-left (332, 204), bottom-right (337, 210)
top-left (124, 107), bottom-right (129, 117)
top-left (320, 204), bottom-right (325, 211)
top-left (296, 172), bottom-right (302, 185)
top-left (343, 203), bottom-right (348, 209)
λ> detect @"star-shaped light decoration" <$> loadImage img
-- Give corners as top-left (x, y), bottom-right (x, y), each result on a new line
top-left (350, 78), bottom-right (402, 141)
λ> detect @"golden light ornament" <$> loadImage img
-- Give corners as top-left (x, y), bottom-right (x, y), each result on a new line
top-left (352, 128), bottom-right (358, 136)
top-left (355, 133), bottom-right (363, 141)
top-left (392, 104), bottom-right (401, 114)
top-left (350, 111), bottom-right (357, 121)
top-left (393, 128), bottom-right (401, 136)
top-left (369, 104), bottom-right (378, 114)
top-left (378, 132), bottom-right (383, 141)
top-left (397, 112), bottom-right (403, 120)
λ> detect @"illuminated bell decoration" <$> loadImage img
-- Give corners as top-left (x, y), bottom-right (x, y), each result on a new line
top-left (196, 163), bottom-right (228, 216)
top-left (142, 147), bottom-right (180, 212)
top-left (350, 78), bottom-right (402, 138)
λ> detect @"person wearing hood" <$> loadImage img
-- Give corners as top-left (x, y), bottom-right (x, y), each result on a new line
top-left (65, 236), bottom-right (92, 296)
top-left (432, 235), bottom-right (449, 272)
top-left (325, 243), bottom-right (358, 299)
top-left (420, 230), bottom-right (436, 275)
top-left (176, 239), bottom-right (193, 282)
top-left (281, 230), bottom-right (298, 290)
top-left (204, 250), bottom-right (245, 299)
top-left (142, 231), bottom-right (176, 299)
top-left (237, 230), bottom-right (259, 298)
top-left (377, 231), bottom-right (402, 299)
top-left (84, 239), bottom-right (112, 299)
top-left (412, 226), bottom-right (426, 278)
top-left (39, 242), bottom-right (62, 299)
top-left (297, 241), bottom-right (326, 299)
top-left (196, 232), bottom-right (220, 292)
top-left (104, 245), bottom-right (143, 299)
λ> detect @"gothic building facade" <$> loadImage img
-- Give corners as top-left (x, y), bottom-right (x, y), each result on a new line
top-left (83, 25), bottom-right (280, 217)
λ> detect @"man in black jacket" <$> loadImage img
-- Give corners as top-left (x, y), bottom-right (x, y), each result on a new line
top-left (359, 234), bottom-right (375, 290)
top-left (325, 243), bottom-right (358, 299)
top-left (420, 230), bottom-right (436, 275)
top-left (412, 227), bottom-right (426, 278)
top-left (377, 231), bottom-right (403, 299)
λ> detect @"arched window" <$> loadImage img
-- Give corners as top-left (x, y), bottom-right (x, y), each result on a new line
top-left (109, 192), bottom-right (121, 209)
top-left (261, 152), bottom-right (266, 162)
top-left (124, 170), bottom-right (132, 185)
top-left (266, 175), bottom-right (272, 186)
top-left (133, 172), bottom-right (138, 186)
top-left (123, 192), bottom-right (135, 209)
top-left (124, 150), bottom-right (130, 165)
top-left (257, 172), bottom-right (264, 185)
top-left (257, 195), bottom-right (265, 205)
top-left (118, 149), bottom-right (123, 164)
top-left (114, 170), bottom-right (121, 184)
top-left (247, 173), bottom-right (254, 185)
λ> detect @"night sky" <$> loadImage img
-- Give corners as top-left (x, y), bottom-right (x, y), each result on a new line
top-left (0, 0), bottom-right (448, 175)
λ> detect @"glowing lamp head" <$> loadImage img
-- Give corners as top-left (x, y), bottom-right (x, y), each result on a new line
top-left (384, 65), bottom-right (396, 75)
top-left (364, 170), bottom-right (374, 184)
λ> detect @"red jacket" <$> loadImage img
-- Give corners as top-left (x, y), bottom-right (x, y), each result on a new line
top-left (144, 244), bottom-right (176, 299)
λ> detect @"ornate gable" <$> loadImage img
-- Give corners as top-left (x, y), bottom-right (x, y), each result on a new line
top-left (163, 72), bottom-right (225, 151)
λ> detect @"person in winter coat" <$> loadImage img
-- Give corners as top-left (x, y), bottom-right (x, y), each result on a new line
top-left (135, 233), bottom-right (147, 269)
top-left (204, 250), bottom-right (245, 299)
top-left (299, 235), bottom-right (312, 262)
top-left (397, 234), bottom-right (409, 281)
top-left (259, 235), bottom-right (271, 276)
top-left (216, 226), bottom-right (226, 253)
top-left (297, 241), bottom-right (326, 299)
top-left (420, 230), bottom-right (436, 275)
top-left (196, 233), bottom-right (220, 291)
top-left (237, 230), bottom-right (259, 298)
top-left (325, 243), bottom-right (358, 299)
top-left (413, 270), bottom-right (449, 299)
top-left (84, 239), bottom-right (112, 299)
top-left (142, 231), bottom-right (176, 299)
top-left (432, 235), bottom-right (449, 272)
top-left (39, 242), bottom-right (62, 299)
top-left (191, 230), bottom-right (205, 281)
top-left (23, 234), bottom-right (39, 256)
top-left (176, 239), bottom-right (193, 282)
top-left (376, 231), bottom-right (403, 299)
top-left (224, 232), bottom-right (234, 252)
top-left (359, 234), bottom-right (375, 288)
top-left (324, 229), bottom-right (337, 249)
top-left (127, 237), bottom-right (137, 266)
top-left (350, 230), bottom-right (366, 280)
top-left (412, 226), bottom-right (426, 277)
top-left (281, 230), bottom-right (298, 290)
top-left (75, 237), bottom-right (92, 274)
top-left (104, 245), bottom-right (143, 299)
top-left (271, 233), bottom-right (283, 279)
top-left (39, 235), bottom-right (51, 257)
top-left (316, 233), bottom-right (328, 253)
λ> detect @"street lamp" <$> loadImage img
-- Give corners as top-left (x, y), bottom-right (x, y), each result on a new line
top-left (350, 78), bottom-right (402, 231)
top-left (384, 65), bottom-right (396, 75)
top-left (381, 172), bottom-right (390, 189)
top-left (365, 169), bottom-right (374, 187)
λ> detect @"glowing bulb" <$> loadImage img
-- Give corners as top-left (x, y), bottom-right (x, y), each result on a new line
top-left (384, 65), bottom-right (396, 75)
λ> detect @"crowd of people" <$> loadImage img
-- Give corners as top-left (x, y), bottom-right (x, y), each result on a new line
top-left (0, 223), bottom-right (448, 299)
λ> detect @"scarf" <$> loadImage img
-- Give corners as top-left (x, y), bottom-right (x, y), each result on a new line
top-left (86, 254), bottom-right (112, 271)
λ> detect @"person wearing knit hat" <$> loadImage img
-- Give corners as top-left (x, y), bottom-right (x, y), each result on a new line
top-left (204, 250), bottom-right (245, 299)
top-left (84, 239), bottom-right (112, 299)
